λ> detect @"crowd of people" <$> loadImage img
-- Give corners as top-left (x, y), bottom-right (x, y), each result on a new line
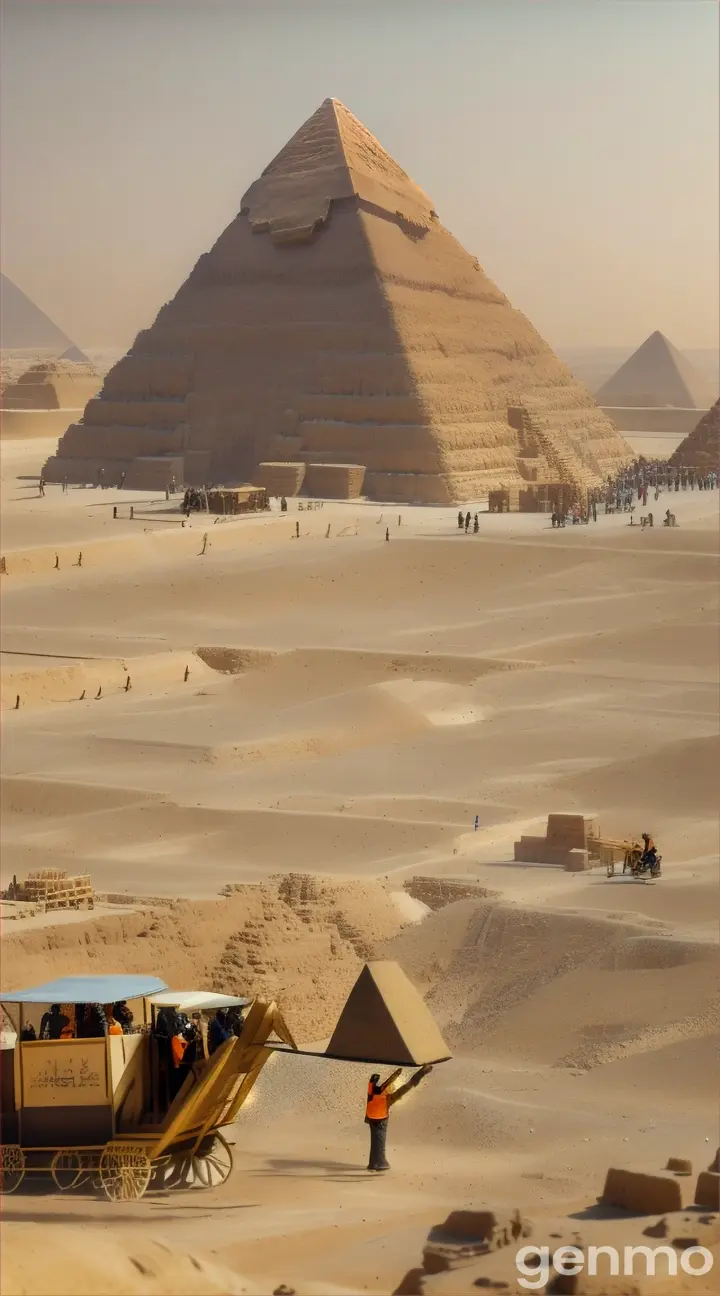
top-left (153, 1005), bottom-right (245, 1099)
top-left (19, 1000), bottom-right (135, 1041)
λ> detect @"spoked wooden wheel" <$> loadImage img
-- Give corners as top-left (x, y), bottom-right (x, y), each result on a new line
top-left (99, 1146), bottom-right (152, 1201)
top-left (0, 1145), bottom-right (26, 1194)
top-left (167, 1132), bottom-right (233, 1190)
top-left (51, 1149), bottom-right (89, 1192)
top-left (193, 1131), bottom-right (233, 1188)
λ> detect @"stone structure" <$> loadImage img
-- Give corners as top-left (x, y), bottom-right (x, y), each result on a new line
top-left (0, 273), bottom-right (75, 351)
top-left (669, 397), bottom-right (720, 469)
top-left (601, 1168), bottom-right (683, 1214)
top-left (514, 813), bottom-right (599, 870)
top-left (254, 462), bottom-right (307, 496)
top-left (303, 462), bottom-right (365, 498)
top-left (1, 358), bottom-right (100, 440)
top-left (43, 99), bottom-right (632, 499)
top-left (596, 330), bottom-right (716, 410)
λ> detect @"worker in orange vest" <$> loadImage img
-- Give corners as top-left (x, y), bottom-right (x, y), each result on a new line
top-left (365, 1064), bottom-right (433, 1171)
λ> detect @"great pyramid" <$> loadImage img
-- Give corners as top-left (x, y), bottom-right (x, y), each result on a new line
top-left (0, 274), bottom-right (75, 353)
top-left (43, 99), bottom-right (632, 500)
top-left (669, 397), bottom-right (720, 468)
top-left (596, 330), bottom-right (716, 410)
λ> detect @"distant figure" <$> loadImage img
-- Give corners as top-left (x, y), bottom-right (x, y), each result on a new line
top-left (465, 511), bottom-right (471, 533)
top-left (365, 1065), bottom-right (433, 1171)
top-left (62, 478), bottom-right (68, 494)
top-left (119, 472), bottom-right (126, 489)
top-left (40, 1004), bottom-right (70, 1041)
top-left (473, 514), bottom-right (479, 533)
top-left (38, 477), bottom-right (45, 497)
top-left (281, 496), bottom-right (288, 513)
top-left (457, 511), bottom-right (464, 530)
top-left (474, 815), bottom-right (479, 831)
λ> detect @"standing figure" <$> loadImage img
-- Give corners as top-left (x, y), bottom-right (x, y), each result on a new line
top-left (365, 1064), bottom-right (433, 1171)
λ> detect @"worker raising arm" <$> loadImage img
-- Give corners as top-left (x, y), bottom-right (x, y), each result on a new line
top-left (365, 1064), bottom-right (433, 1172)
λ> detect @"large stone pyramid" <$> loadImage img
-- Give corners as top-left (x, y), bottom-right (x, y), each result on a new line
top-left (596, 331), bottom-right (716, 410)
top-left (44, 99), bottom-right (632, 500)
top-left (1, 274), bottom-right (75, 352)
top-left (669, 398), bottom-right (720, 468)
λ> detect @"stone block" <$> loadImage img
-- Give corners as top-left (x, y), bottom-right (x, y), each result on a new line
top-left (694, 1171), bottom-right (720, 1209)
top-left (601, 1168), bottom-right (683, 1214)
top-left (564, 850), bottom-right (591, 872)
top-left (547, 814), bottom-right (598, 848)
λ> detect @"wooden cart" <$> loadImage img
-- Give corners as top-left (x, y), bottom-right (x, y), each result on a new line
top-left (0, 974), bottom-right (295, 1200)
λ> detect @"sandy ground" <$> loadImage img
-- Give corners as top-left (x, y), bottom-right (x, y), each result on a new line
top-left (1, 434), bottom-right (718, 1294)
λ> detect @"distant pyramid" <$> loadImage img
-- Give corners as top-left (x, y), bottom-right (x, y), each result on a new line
top-left (669, 398), bottom-right (720, 468)
top-left (59, 344), bottom-right (91, 364)
top-left (44, 98), bottom-right (631, 499)
top-left (0, 274), bottom-right (75, 352)
top-left (596, 331), bottom-right (716, 410)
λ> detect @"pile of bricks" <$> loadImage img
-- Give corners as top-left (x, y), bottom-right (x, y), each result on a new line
top-left (10, 869), bottom-right (94, 911)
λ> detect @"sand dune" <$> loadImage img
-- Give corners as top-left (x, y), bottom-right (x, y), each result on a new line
top-left (1, 436), bottom-right (718, 1294)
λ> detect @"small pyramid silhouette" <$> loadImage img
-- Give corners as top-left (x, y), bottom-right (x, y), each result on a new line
top-left (0, 273), bottom-right (75, 352)
top-left (596, 331), bottom-right (715, 409)
top-left (326, 961), bottom-right (451, 1066)
top-left (670, 397), bottom-right (720, 468)
top-left (44, 98), bottom-right (631, 498)
top-left (59, 344), bottom-right (91, 364)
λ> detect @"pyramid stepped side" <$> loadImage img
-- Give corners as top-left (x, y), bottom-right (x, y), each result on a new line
top-left (596, 331), bottom-right (716, 410)
top-left (2, 360), bottom-right (99, 411)
top-left (669, 398), bottom-right (720, 467)
top-left (44, 98), bottom-right (632, 499)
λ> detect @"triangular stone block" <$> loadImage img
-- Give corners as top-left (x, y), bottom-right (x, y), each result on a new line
top-left (596, 330), bottom-right (715, 409)
top-left (44, 98), bottom-right (632, 499)
top-left (326, 960), bottom-right (451, 1066)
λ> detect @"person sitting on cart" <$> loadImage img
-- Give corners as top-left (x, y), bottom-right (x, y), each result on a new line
top-left (40, 1004), bottom-right (70, 1040)
top-left (114, 1000), bottom-right (134, 1033)
top-left (104, 1004), bottom-right (124, 1036)
top-left (640, 833), bottom-right (657, 871)
top-left (207, 1008), bottom-right (231, 1055)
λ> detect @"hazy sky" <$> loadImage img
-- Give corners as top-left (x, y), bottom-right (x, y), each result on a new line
top-left (2, 0), bottom-right (718, 350)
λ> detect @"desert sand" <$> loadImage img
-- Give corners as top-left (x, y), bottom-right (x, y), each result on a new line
top-left (1, 426), bottom-right (718, 1293)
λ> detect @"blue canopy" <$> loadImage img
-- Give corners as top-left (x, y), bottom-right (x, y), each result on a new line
top-left (0, 975), bottom-right (167, 1005)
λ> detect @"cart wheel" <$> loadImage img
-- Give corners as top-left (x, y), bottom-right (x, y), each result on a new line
top-left (51, 1149), bottom-right (87, 1192)
top-left (168, 1133), bottom-right (233, 1190)
top-left (99, 1146), bottom-right (152, 1201)
top-left (0, 1145), bottom-right (26, 1195)
top-left (193, 1131), bottom-right (233, 1188)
